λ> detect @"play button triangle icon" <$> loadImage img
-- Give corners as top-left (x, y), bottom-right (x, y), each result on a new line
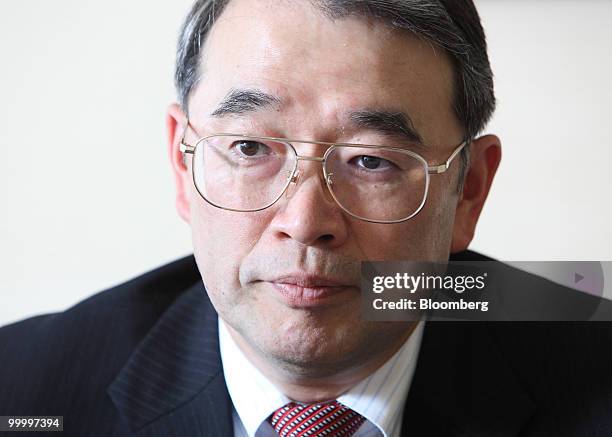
top-left (574, 273), bottom-right (584, 284)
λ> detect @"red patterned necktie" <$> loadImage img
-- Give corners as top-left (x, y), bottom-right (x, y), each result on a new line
top-left (268, 400), bottom-right (366, 437)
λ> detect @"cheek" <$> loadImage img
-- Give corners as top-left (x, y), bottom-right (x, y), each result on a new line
top-left (349, 191), bottom-right (456, 261)
top-left (189, 198), bottom-right (270, 293)
top-left (417, 182), bottom-right (458, 256)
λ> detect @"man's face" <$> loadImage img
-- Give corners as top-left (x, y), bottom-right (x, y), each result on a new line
top-left (177, 0), bottom-right (465, 375)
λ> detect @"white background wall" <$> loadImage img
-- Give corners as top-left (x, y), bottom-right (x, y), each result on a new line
top-left (1, 1), bottom-right (611, 326)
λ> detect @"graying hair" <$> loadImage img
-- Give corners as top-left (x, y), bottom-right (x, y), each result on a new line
top-left (174, 0), bottom-right (496, 187)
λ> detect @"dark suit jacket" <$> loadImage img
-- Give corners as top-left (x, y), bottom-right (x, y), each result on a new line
top-left (1, 251), bottom-right (612, 436)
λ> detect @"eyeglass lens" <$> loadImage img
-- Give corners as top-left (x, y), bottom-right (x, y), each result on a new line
top-left (192, 136), bottom-right (428, 222)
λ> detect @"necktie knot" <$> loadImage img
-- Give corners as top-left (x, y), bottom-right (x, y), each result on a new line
top-left (268, 400), bottom-right (366, 437)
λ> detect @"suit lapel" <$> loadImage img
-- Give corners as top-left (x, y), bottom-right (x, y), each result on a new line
top-left (402, 320), bottom-right (536, 436)
top-left (107, 281), bottom-right (233, 437)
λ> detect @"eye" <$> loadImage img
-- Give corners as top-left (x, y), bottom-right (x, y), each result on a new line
top-left (233, 140), bottom-right (271, 157)
top-left (351, 155), bottom-right (395, 170)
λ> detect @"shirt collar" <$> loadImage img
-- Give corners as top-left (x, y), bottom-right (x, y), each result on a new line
top-left (219, 318), bottom-right (424, 437)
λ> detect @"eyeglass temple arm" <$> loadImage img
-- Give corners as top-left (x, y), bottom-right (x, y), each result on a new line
top-left (427, 141), bottom-right (468, 174)
top-left (179, 142), bottom-right (195, 154)
top-left (179, 120), bottom-right (196, 154)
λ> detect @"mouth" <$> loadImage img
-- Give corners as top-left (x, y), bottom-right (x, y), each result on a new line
top-left (265, 275), bottom-right (358, 308)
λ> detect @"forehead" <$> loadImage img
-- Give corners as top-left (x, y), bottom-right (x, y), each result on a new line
top-left (191, 0), bottom-right (458, 143)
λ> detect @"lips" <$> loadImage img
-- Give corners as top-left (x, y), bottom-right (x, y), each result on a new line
top-left (273, 274), bottom-right (349, 288)
top-left (266, 274), bottom-right (357, 308)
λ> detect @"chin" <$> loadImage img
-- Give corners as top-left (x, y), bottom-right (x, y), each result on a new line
top-left (262, 321), bottom-right (365, 369)
top-left (267, 345), bottom-right (358, 378)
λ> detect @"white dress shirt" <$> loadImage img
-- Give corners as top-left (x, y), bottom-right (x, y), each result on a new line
top-left (218, 319), bottom-right (424, 437)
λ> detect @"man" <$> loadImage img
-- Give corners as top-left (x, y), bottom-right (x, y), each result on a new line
top-left (1, 0), bottom-right (611, 436)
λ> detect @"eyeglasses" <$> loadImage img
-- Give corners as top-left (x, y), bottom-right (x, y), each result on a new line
top-left (180, 121), bottom-right (467, 224)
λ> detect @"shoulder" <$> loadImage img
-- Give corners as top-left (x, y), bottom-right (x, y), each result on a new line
top-left (446, 250), bottom-right (612, 433)
top-left (490, 321), bottom-right (612, 392)
top-left (452, 250), bottom-right (612, 370)
top-left (486, 321), bottom-right (612, 434)
top-left (0, 255), bottom-right (200, 415)
top-left (0, 255), bottom-right (200, 349)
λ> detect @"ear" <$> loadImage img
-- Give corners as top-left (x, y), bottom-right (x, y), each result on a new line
top-left (167, 103), bottom-right (191, 223)
top-left (451, 134), bottom-right (502, 253)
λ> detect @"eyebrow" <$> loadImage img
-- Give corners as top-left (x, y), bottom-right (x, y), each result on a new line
top-left (210, 87), bottom-right (424, 146)
top-left (211, 88), bottom-right (281, 117)
top-left (348, 109), bottom-right (424, 146)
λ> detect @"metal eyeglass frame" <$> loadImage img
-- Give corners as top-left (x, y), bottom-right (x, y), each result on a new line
top-left (180, 120), bottom-right (468, 224)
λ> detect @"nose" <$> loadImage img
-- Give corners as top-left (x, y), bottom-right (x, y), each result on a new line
top-left (269, 162), bottom-right (349, 248)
